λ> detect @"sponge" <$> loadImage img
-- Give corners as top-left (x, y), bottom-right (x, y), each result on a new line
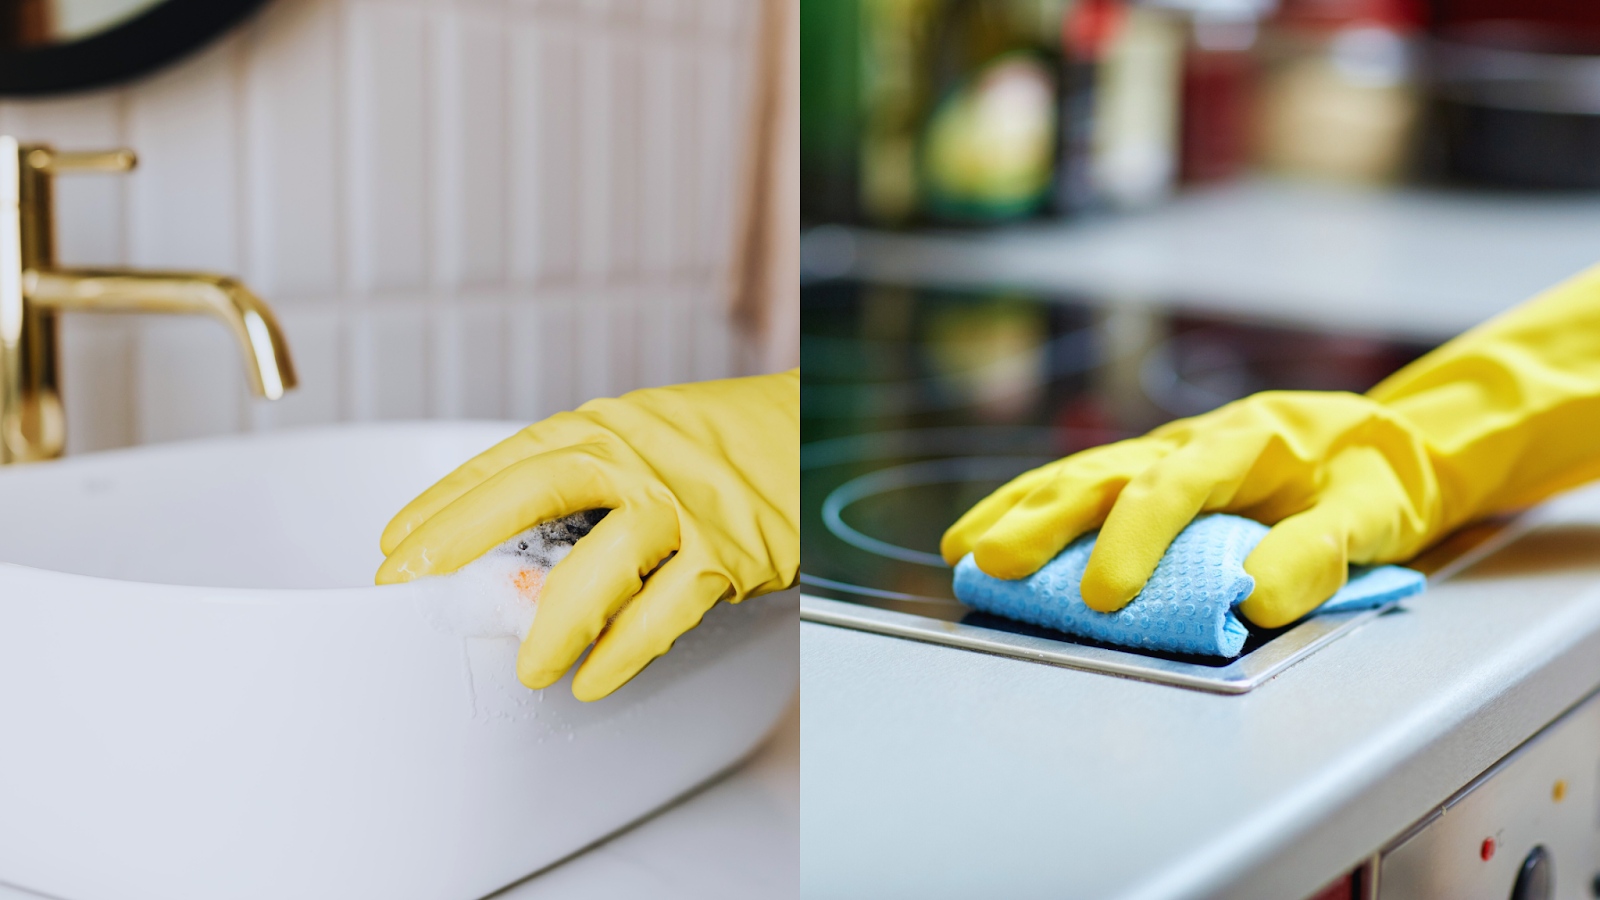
top-left (952, 513), bottom-right (1424, 657)
top-left (411, 509), bottom-right (610, 640)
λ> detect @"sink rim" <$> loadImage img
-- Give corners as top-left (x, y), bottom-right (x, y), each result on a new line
top-left (0, 420), bottom-right (528, 589)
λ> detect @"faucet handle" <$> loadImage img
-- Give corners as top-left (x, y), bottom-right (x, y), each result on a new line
top-left (23, 147), bottom-right (137, 175)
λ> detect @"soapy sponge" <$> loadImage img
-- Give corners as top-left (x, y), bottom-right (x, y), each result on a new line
top-left (412, 509), bottom-right (609, 639)
top-left (952, 513), bottom-right (1425, 657)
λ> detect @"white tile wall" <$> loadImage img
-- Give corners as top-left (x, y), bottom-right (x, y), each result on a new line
top-left (0, 0), bottom-right (759, 455)
top-left (507, 296), bottom-right (578, 421)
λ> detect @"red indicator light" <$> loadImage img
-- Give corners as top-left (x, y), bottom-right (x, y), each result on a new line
top-left (1481, 838), bottom-right (1496, 861)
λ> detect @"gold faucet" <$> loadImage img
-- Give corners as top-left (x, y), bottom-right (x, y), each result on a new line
top-left (0, 137), bottom-right (297, 464)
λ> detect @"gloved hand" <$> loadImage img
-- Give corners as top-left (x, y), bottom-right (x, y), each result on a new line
top-left (378, 370), bottom-right (798, 701)
top-left (943, 263), bottom-right (1600, 628)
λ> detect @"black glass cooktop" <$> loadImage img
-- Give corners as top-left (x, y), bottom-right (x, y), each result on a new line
top-left (800, 280), bottom-right (1434, 656)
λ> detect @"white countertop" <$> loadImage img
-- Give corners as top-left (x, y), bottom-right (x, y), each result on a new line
top-left (496, 695), bottom-right (798, 900)
top-left (0, 695), bottom-right (798, 900)
top-left (815, 179), bottom-right (1600, 341)
top-left (800, 485), bottom-right (1600, 900)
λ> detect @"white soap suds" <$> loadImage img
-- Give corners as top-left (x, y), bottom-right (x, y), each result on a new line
top-left (411, 509), bottom-right (609, 639)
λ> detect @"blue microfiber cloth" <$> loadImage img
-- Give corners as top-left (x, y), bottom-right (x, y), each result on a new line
top-left (952, 513), bottom-right (1425, 657)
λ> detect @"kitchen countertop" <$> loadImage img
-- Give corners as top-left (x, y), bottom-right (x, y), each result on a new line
top-left (809, 179), bottom-right (1600, 342)
top-left (0, 695), bottom-right (798, 900)
top-left (801, 484), bottom-right (1600, 899)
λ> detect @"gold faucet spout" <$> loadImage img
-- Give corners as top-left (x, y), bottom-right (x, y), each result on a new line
top-left (24, 268), bottom-right (298, 400)
top-left (0, 137), bottom-right (297, 463)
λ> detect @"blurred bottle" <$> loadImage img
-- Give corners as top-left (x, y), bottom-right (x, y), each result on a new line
top-left (1090, 3), bottom-right (1187, 206)
top-left (920, 0), bottom-right (1068, 223)
top-left (1053, 0), bottom-right (1120, 212)
top-left (1254, 0), bottom-right (1424, 184)
top-left (922, 52), bottom-right (1060, 220)
top-left (857, 0), bottom-right (945, 226)
top-left (852, 0), bottom-right (1074, 226)
top-left (1177, 1), bottom-right (1265, 184)
top-left (845, 0), bottom-right (1197, 225)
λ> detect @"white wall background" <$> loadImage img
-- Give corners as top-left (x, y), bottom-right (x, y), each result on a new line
top-left (0, 0), bottom-right (757, 455)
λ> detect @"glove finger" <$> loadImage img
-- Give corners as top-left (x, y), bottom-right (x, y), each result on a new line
top-left (379, 413), bottom-right (603, 555)
top-left (569, 551), bottom-right (731, 701)
top-left (1241, 435), bottom-right (1433, 624)
top-left (517, 503), bottom-right (680, 690)
top-left (940, 467), bottom-right (1054, 565)
top-left (376, 443), bottom-right (624, 584)
top-left (1241, 443), bottom-right (1427, 628)
top-left (968, 439), bottom-right (1171, 579)
top-left (940, 438), bottom-right (1167, 567)
top-left (1082, 431), bottom-right (1282, 612)
top-left (1239, 503), bottom-right (1351, 629)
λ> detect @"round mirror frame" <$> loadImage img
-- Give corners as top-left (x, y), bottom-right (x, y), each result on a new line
top-left (0, 0), bottom-right (271, 96)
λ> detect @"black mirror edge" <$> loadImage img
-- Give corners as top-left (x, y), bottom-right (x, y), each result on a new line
top-left (0, 0), bottom-right (273, 98)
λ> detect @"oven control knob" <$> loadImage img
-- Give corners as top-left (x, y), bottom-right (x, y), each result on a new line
top-left (1511, 845), bottom-right (1551, 900)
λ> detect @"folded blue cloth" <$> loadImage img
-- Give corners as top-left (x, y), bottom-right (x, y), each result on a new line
top-left (952, 513), bottom-right (1425, 657)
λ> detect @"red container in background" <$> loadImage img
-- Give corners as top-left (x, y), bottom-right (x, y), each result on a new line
top-left (1180, 20), bottom-right (1255, 184)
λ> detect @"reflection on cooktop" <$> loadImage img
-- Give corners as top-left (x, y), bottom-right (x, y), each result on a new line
top-left (801, 280), bottom-right (1434, 654)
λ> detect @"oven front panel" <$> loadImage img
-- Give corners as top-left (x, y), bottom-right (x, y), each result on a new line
top-left (1380, 688), bottom-right (1600, 900)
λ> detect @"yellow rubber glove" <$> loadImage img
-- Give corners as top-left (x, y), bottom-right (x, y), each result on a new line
top-left (943, 263), bottom-right (1600, 628)
top-left (377, 370), bottom-right (798, 701)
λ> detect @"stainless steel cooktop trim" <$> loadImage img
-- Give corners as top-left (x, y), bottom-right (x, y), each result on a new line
top-left (799, 594), bottom-right (1400, 694)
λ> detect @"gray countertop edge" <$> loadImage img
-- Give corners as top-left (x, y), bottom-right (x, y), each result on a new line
top-left (1185, 585), bottom-right (1600, 900)
top-left (800, 489), bottom-right (1600, 900)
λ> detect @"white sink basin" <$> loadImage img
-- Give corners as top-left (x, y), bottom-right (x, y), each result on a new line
top-left (0, 423), bottom-right (797, 900)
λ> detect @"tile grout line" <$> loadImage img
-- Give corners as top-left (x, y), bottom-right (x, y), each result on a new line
top-left (234, 24), bottom-right (254, 434)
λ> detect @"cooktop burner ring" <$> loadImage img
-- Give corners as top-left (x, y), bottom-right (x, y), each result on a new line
top-left (800, 427), bottom-right (1094, 607)
top-left (797, 573), bottom-right (966, 607)
top-left (820, 456), bottom-right (1053, 568)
